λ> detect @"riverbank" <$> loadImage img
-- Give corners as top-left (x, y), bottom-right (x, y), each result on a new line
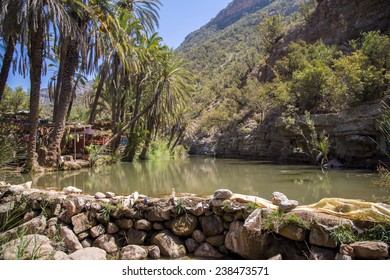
top-left (1, 181), bottom-right (390, 260)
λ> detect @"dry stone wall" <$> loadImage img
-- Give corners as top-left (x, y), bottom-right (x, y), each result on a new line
top-left (1, 182), bottom-right (389, 260)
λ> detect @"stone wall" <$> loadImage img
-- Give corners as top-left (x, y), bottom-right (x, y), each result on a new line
top-left (189, 101), bottom-right (386, 168)
top-left (0, 182), bottom-right (389, 260)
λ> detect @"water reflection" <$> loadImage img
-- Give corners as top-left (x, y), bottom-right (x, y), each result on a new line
top-left (26, 157), bottom-right (389, 205)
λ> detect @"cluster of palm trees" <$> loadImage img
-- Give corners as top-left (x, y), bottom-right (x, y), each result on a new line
top-left (0, 0), bottom-right (193, 171)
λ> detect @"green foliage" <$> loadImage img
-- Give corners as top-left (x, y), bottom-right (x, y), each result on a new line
top-left (172, 145), bottom-right (189, 160)
top-left (331, 224), bottom-right (390, 245)
top-left (244, 201), bottom-right (260, 212)
top-left (262, 211), bottom-right (310, 232)
top-left (0, 86), bottom-right (29, 114)
top-left (0, 122), bottom-right (24, 180)
top-left (173, 198), bottom-right (187, 216)
top-left (330, 225), bottom-right (356, 245)
top-left (257, 15), bottom-right (286, 53)
top-left (100, 202), bottom-right (122, 220)
top-left (147, 139), bottom-right (173, 160)
top-left (85, 144), bottom-right (103, 166)
top-left (282, 107), bottom-right (330, 163)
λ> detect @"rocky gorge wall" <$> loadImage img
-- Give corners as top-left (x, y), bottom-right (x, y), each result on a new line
top-left (1, 182), bottom-right (389, 260)
top-left (189, 101), bottom-right (386, 168)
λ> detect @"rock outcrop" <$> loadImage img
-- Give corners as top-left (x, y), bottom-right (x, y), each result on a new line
top-left (190, 101), bottom-right (386, 168)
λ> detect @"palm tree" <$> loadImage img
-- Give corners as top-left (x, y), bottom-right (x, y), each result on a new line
top-left (1, 0), bottom-right (79, 171)
top-left (88, 0), bottom-right (161, 124)
top-left (43, 0), bottom-right (118, 168)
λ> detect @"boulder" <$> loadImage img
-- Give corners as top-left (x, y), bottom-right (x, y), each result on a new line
top-left (1, 234), bottom-right (54, 260)
top-left (194, 243), bottom-right (224, 259)
top-left (94, 192), bottom-right (106, 199)
top-left (200, 215), bottom-right (224, 236)
top-left (120, 245), bottom-right (148, 260)
top-left (147, 205), bottom-right (172, 221)
top-left (277, 224), bottom-right (308, 241)
top-left (184, 238), bottom-right (199, 253)
top-left (53, 251), bottom-right (70, 260)
top-left (62, 186), bottom-right (82, 194)
top-left (151, 229), bottom-right (186, 258)
top-left (170, 214), bottom-right (198, 236)
top-left (106, 222), bottom-right (120, 234)
top-left (69, 247), bottom-right (107, 260)
top-left (126, 229), bottom-right (147, 245)
top-left (243, 208), bottom-right (262, 234)
top-left (71, 212), bottom-right (96, 235)
top-left (105, 192), bottom-right (116, 198)
top-left (186, 202), bottom-right (210, 216)
top-left (135, 219), bottom-right (152, 231)
top-left (93, 234), bottom-right (118, 254)
top-left (225, 221), bottom-right (308, 260)
top-left (309, 224), bottom-right (338, 248)
top-left (268, 254), bottom-right (283, 260)
top-left (279, 200), bottom-right (298, 213)
top-left (349, 241), bottom-right (389, 259)
top-left (143, 245), bottom-right (161, 259)
top-left (205, 235), bottom-right (225, 247)
top-left (335, 253), bottom-right (352, 260)
top-left (0, 215), bottom-right (46, 241)
top-left (271, 192), bottom-right (288, 206)
top-left (153, 222), bottom-right (165, 230)
top-left (60, 226), bottom-right (83, 253)
top-left (192, 230), bottom-right (206, 243)
top-left (115, 219), bottom-right (133, 230)
top-left (90, 224), bottom-right (106, 238)
top-left (340, 244), bottom-right (355, 257)
top-left (309, 245), bottom-right (336, 260)
top-left (77, 232), bottom-right (90, 241)
top-left (214, 189), bottom-right (233, 200)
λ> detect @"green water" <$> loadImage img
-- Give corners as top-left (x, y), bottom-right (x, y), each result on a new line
top-left (25, 157), bottom-right (389, 205)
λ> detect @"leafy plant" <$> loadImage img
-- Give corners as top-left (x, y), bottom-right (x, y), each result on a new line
top-left (173, 198), bottom-right (187, 217)
top-left (282, 107), bottom-right (330, 164)
top-left (330, 225), bottom-right (357, 245)
top-left (85, 144), bottom-right (104, 166)
top-left (100, 202), bottom-right (122, 220)
top-left (261, 211), bottom-right (310, 232)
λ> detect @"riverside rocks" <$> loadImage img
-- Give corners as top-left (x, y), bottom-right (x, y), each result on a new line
top-left (1, 184), bottom-right (389, 260)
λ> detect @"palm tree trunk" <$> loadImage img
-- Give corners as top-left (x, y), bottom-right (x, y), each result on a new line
top-left (45, 40), bottom-right (79, 168)
top-left (89, 64), bottom-right (107, 124)
top-left (122, 76), bottom-right (143, 162)
top-left (0, 37), bottom-right (15, 102)
top-left (25, 10), bottom-right (44, 172)
top-left (139, 116), bottom-right (154, 160)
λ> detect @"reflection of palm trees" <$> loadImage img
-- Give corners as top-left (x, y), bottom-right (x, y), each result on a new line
top-left (28, 158), bottom-right (378, 205)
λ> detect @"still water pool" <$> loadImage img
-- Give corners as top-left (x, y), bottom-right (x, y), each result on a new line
top-left (26, 157), bottom-right (389, 205)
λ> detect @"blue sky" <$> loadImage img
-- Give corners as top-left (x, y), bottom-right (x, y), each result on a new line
top-left (6, 0), bottom-right (231, 90)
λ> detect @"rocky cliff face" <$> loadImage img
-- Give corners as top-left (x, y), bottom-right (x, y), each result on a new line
top-left (261, 0), bottom-right (390, 81)
top-left (207, 0), bottom-right (274, 29)
top-left (190, 101), bottom-right (386, 168)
